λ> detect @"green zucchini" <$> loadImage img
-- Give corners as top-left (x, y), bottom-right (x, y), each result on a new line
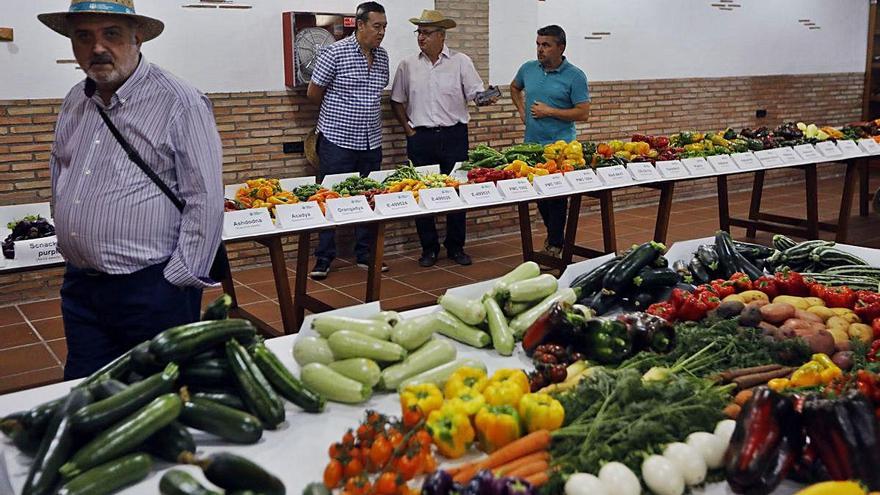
top-left (484, 296), bottom-right (515, 356)
top-left (379, 339), bottom-right (457, 390)
top-left (150, 319), bottom-right (256, 363)
top-left (180, 358), bottom-right (233, 387)
top-left (801, 273), bottom-right (879, 291)
top-left (71, 362), bottom-right (179, 434)
top-left (302, 482), bottom-right (332, 495)
top-left (181, 397), bottom-right (263, 444)
top-left (89, 379), bottom-right (129, 400)
top-left (311, 315), bottom-right (392, 340)
top-left (60, 393), bottom-right (182, 479)
top-left (733, 240), bottom-right (774, 260)
top-left (160, 469), bottom-right (222, 495)
top-left (503, 300), bottom-right (532, 318)
top-left (823, 265), bottom-right (880, 278)
top-left (772, 234), bottom-right (797, 251)
top-left (300, 363), bottom-right (372, 404)
top-left (130, 340), bottom-right (164, 375)
top-left (145, 421), bottom-right (196, 463)
top-left (506, 274), bottom-right (558, 303)
top-left (399, 358), bottom-right (487, 391)
top-left (292, 336), bottom-right (335, 366)
top-left (195, 452), bottom-right (285, 495)
top-left (810, 246), bottom-right (868, 267)
top-left (602, 241), bottom-right (665, 292)
top-left (77, 349), bottom-right (134, 388)
top-left (22, 388), bottom-right (93, 495)
top-left (328, 358), bottom-right (382, 388)
top-left (57, 452), bottom-right (152, 495)
top-left (433, 310), bottom-right (491, 348)
top-left (19, 395), bottom-right (66, 433)
top-left (226, 339), bottom-right (285, 429)
top-left (252, 342), bottom-right (325, 413)
top-left (190, 347), bottom-right (226, 362)
top-left (568, 258), bottom-right (619, 293)
top-left (192, 391), bottom-right (246, 411)
top-left (327, 330), bottom-right (407, 362)
top-left (9, 423), bottom-right (43, 456)
top-left (490, 261), bottom-right (541, 298)
top-left (509, 288), bottom-right (578, 339)
top-left (438, 294), bottom-right (487, 326)
top-left (0, 411), bottom-right (25, 438)
top-left (633, 267), bottom-right (680, 288)
top-left (370, 310), bottom-right (401, 327)
top-left (202, 293), bottom-right (233, 321)
top-left (782, 240), bottom-right (834, 264)
top-left (389, 314), bottom-right (436, 351)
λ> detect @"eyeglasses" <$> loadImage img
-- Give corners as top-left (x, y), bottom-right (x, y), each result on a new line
top-left (414, 28), bottom-right (442, 37)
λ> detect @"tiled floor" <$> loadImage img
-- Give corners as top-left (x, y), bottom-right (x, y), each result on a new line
top-left (1, 174), bottom-right (879, 394)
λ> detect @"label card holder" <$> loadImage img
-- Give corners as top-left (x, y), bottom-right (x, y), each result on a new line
top-left (373, 192), bottom-right (422, 216)
top-left (497, 178), bottom-right (538, 200)
top-left (564, 169), bottom-right (603, 191)
top-left (223, 208), bottom-right (275, 237)
top-left (732, 152), bottom-right (761, 170)
top-left (794, 144), bottom-right (822, 162)
top-left (596, 165), bottom-right (632, 187)
top-left (858, 138), bottom-right (880, 155)
top-left (626, 162), bottom-right (661, 182)
top-left (754, 149), bottom-right (784, 168)
top-left (681, 157), bottom-right (713, 176)
top-left (815, 141), bottom-right (843, 159)
top-left (534, 173), bottom-right (574, 195)
top-left (836, 140), bottom-right (864, 158)
top-left (706, 155), bottom-right (738, 173)
top-left (656, 160), bottom-right (688, 179)
top-left (774, 147), bottom-right (803, 166)
top-left (459, 182), bottom-right (504, 205)
top-left (275, 202), bottom-right (328, 229)
top-left (324, 196), bottom-right (376, 222)
top-left (14, 236), bottom-right (62, 264)
top-left (419, 187), bottom-right (464, 210)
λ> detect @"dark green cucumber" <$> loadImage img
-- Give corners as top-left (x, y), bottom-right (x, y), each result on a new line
top-left (60, 393), bottom-right (182, 478)
top-left (252, 342), bottom-right (325, 413)
top-left (10, 423), bottom-right (43, 456)
top-left (192, 391), bottom-right (247, 411)
top-left (226, 339), bottom-right (285, 429)
top-left (145, 421), bottom-right (196, 463)
top-left (772, 234), bottom-right (797, 251)
top-left (688, 256), bottom-right (711, 284)
top-left (22, 388), bottom-right (93, 495)
top-left (57, 452), bottom-right (152, 495)
top-left (602, 242), bottom-right (665, 292)
top-left (160, 469), bottom-right (222, 495)
top-left (696, 245), bottom-right (719, 272)
top-left (633, 267), bottom-right (680, 288)
top-left (131, 340), bottom-right (164, 375)
top-left (150, 319), bottom-right (256, 363)
top-left (733, 250), bottom-right (764, 280)
top-left (180, 358), bottom-right (233, 387)
top-left (0, 411), bottom-right (25, 438)
top-left (714, 231), bottom-right (740, 278)
top-left (588, 289), bottom-right (620, 315)
top-left (568, 258), bottom-right (619, 293)
top-left (89, 379), bottom-right (129, 400)
top-left (190, 348), bottom-right (226, 362)
top-left (202, 293), bottom-right (233, 321)
top-left (733, 240), bottom-right (774, 260)
top-left (71, 362), bottom-right (179, 434)
top-left (78, 349), bottom-right (133, 388)
top-left (196, 452), bottom-right (285, 495)
top-left (181, 396), bottom-right (263, 444)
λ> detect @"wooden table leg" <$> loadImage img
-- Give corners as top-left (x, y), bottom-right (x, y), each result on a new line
top-left (260, 237), bottom-right (297, 335)
top-left (654, 182), bottom-right (674, 244)
top-left (598, 190), bottom-right (617, 254)
top-left (835, 160), bottom-right (858, 243)
top-left (518, 203), bottom-right (535, 262)
top-left (746, 171), bottom-right (765, 238)
top-left (560, 195), bottom-right (582, 266)
top-left (804, 163), bottom-right (820, 240)
top-left (292, 231), bottom-right (311, 329)
top-left (717, 175), bottom-right (730, 232)
top-left (860, 158), bottom-right (870, 217)
top-left (364, 222), bottom-right (385, 302)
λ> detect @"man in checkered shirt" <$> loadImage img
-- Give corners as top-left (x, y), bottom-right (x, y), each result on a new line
top-left (307, 2), bottom-right (389, 280)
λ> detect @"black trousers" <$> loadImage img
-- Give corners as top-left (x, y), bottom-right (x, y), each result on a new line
top-left (538, 198), bottom-right (568, 248)
top-left (407, 123), bottom-right (469, 254)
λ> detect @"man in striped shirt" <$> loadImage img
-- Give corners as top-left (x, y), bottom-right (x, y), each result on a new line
top-left (307, 2), bottom-right (390, 280)
top-left (39, 1), bottom-right (224, 379)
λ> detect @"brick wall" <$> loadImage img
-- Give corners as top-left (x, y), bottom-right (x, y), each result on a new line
top-left (0, 0), bottom-right (866, 304)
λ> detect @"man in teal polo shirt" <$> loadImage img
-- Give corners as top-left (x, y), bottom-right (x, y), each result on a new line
top-left (511, 25), bottom-right (590, 260)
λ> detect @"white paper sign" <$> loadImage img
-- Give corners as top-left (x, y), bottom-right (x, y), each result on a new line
top-left (681, 157), bottom-right (714, 176)
top-left (533, 173), bottom-right (574, 195)
top-left (223, 208), bottom-right (275, 237)
top-left (458, 182), bottom-right (504, 205)
top-left (372, 192), bottom-right (422, 216)
top-left (836, 139), bottom-right (864, 158)
top-left (656, 160), bottom-right (688, 179)
top-left (626, 162), bottom-right (661, 182)
top-left (596, 165), bottom-right (632, 187)
top-left (732, 152), bottom-right (761, 170)
top-left (774, 147), bottom-right (803, 166)
top-left (815, 141), bottom-right (843, 159)
top-left (858, 138), bottom-right (880, 154)
top-left (794, 144), bottom-right (822, 162)
top-left (321, 173), bottom-right (359, 189)
top-left (367, 170), bottom-right (394, 183)
top-left (14, 236), bottom-right (62, 264)
top-left (280, 177), bottom-right (317, 191)
top-left (324, 196), bottom-right (376, 222)
top-left (275, 202), bottom-right (327, 229)
top-left (497, 178), bottom-right (538, 200)
top-left (707, 155), bottom-right (739, 173)
top-left (754, 149), bottom-right (784, 168)
top-left (415, 165), bottom-right (441, 175)
top-left (564, 169), bottom-right (602, 191)
top-left (419, 187), bottom-right (463, 210)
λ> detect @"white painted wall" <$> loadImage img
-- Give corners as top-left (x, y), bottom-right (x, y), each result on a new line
top-left (489, 0), bottom-right (869, 84)
top-left (0, 0), bottom-right (433, 99)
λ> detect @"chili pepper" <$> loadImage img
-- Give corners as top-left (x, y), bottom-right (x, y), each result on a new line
top-left (754, 275), bottom-right (780, 300)
top-left (646, 301), bottom-right (677, 322)
top-left (473, 405), bottom-right (522, 453)
top-left (576, 317), bottom-right (632, 364)
top-left (517, 392), bottom-right (565, 433)
top-left (444, 367), bottom-right (488, 399)
top-left (482, 380), bottom-right (525, 408)
top-left (775, 269), bottom-right (810, 296)
top-left (820, 286), bottom-right (857, 309)
top-left (729, 272), bottom-right (753, 292)
top-left (400, 383), bottom-right (444, 419)
top-left (855, 291), bottom-right (880, 323)
top-left (425, 403), bottom-right (475, 459)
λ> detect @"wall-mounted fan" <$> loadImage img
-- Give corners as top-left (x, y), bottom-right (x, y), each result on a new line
top-left (294, 27), bottom-right (336, 84)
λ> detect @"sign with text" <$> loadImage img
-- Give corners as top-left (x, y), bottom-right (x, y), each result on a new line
top-left (497, 178), bottom-right (538, 200)
top-left (367, 170), bottom-right (394, 183)
top-left (459, 182), bottom-right (504, 205)
top-left (223, 208), bottom-right (274, 237)
top-left (324, 196), bottom-right (376, 222)
top-left (794, 144), bottom-right (822, 163)
top-left (275, 202), bottom-right (328, 230)
top-left (415, 164), bottom-right (441, 175)
top-left (321, 172), bottom-right (359, 189)
top-left (280, 176), bottom-right (317, 191)
top-left (706, 154), bottom-right (739, 174)
top-left (836, 139), bottom-right (864, 158)
top-left (732, 152), bottom-right (761, 170)
top-left (681, 157), bottom-right (714, 176)
top-left (419, 187), bottom-right (464, 210)
top-left (596, 165), bottom-right (632, 187)
top-left (373, 192), bottom-right (422, 216)
top-left (626, 162), bottom-right (661, 182)
top-left (815, 141), bottom-right (843, 159)
top-left (754, 149), bottom-right (784, 168)
top-left (656, 160), bottom-right (688, 179)
top-left (564, 169), bottom-right (602, 191)
top-left (534, 173), bottom-right (574, 195)
top-left (14, 236), bottom-right (62, 264)
top-left (859, 138), bottom-right (880, 155)
top-left (774, 147), bottom-right (804, 166)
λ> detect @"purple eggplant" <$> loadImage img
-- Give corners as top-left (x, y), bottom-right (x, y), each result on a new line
top-left (422, 470), bottom-right (454, 495)
top-left (490, 477), bottom-right (534, 495)
top-left (463, 470), bottom-right (495, 495)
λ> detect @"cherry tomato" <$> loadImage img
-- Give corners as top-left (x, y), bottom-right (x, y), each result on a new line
top-left (356, 423), bottom-right (374, 443)
top-left (344, 457), bottom-right (364, 479)
top-left (369, 436), bottom-right (393, 469)
top-left (402, 407), bottom-right (423, 429)
top-left (322, 459), bottom-right (343, 489)
top-left (375, 472), bottom-right (399, 495)
top-left (388, 430), bottom-right (404, 449)
top-left (421, 452), bottom-right (437, 473)
top-left (328, 442), bottom-right (344, 459)
top-left (415, 430), bottom-right (432, 449)
top-left (345, 477), bottom-right (368, 495)
top-left (342, 429), bottom-right (355, 447)
top-left (395, 453), bottom-right (420, 480)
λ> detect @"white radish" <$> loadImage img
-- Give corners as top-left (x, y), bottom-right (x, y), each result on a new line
top-left (642, 455), bottom-right (685, 495)
top-left (714, 419), bottom-right (737, 450)
top-left (564, 473), bottom-right (608, 495)
top-left (687, 431), bottom-right (726, 469)
top-left (663, 442), bottom-right (707, 486)
top-left (597, 462), bottom-right (641, 495)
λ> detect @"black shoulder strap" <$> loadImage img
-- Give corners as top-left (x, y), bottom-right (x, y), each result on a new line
top-left (96, 105), bottom-right (186, 212)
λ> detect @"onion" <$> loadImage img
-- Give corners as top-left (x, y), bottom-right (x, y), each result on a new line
top-left (598, 462), bottom-right (640, 495)
top-left (642, 455), bottom-right (685, 495)
top-left (564, 473), bottom-right (608, 495)
top-left (663, 442), bottom-right (707, 486)
top-left (686, 431), bottom-right (725, 469)
top-left (714, 419), bottom-right (737, 450)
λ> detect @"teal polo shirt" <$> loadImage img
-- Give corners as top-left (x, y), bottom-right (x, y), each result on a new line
top-left (513, 58), bottom-right (590, 145)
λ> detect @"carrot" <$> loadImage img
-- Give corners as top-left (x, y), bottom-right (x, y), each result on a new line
top-left (506, 460), bottom-right (548, 479)
top-left (453, 430), bottom-right (551, 482)
top-left (734, 388), bottom-right (754, 406)
top-left (493, 451), bottom-right (550, 476)
top-left (525, 472), bottom-right (549, 487)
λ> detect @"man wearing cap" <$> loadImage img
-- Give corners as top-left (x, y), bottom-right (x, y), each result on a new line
top-left (39, 0), bottom-right (224, 378)
top-left (391, 10), bottom-right (489, 267)
top-left (307, 1), bottom-right (389, 280)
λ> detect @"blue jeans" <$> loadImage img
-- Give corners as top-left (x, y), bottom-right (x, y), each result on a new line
top-left (315, 135), bottom-right (382, 262)
top-left (61, 262), bottom-right (202, 379)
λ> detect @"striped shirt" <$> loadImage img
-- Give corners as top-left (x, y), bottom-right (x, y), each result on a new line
top-left (50, 55), bottom-right (224, 288)
top-left (312, 34), bottom-right (389, 151)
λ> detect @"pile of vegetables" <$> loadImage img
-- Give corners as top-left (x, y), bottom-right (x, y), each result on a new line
top-left (332, 176), bottom-right (385, 197)
top-left (3, 215), bottom-right (56, 259)
top-left (232, 178), bottom-right (298, 215)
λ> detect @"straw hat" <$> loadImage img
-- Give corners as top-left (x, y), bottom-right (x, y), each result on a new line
top-left (304, 128), bottom-right (320, 173)
top-left (409, 10), bottom-right (457, 30)
top-left (38, 0), bottom-right (164, 42)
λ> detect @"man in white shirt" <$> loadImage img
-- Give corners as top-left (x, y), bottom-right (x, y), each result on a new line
top-left (391, 10), bottom-right (488, 267)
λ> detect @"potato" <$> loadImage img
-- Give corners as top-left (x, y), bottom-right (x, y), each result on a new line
top-left (746, 299), bottom-right (768, 309)
top-left (723, 294), bottom-right (745, 304)
top-left (835, 340), bottom-right (852, 352)
top-left (793, 309), bottom-right (823, 324)
top-left (804, 297), bottom-right (825, 307)
top-left (825, 316), bottom-right (851, 335)
top-left (848, 323), bottom-right (873, 344)
top-left (738, 306), bottom-right (763, 327)
top-left (831, 351), bottom-right (855, 371)
top-left (759, 303), bottom-right (796, 324)
top-left (757, 321), bottom-right (779, 338)
top-left (803, 330), bottom-right (836, 356)
top-left (831, 307), bottom-right (855, 316)
top-left (716, 300), bottom-right (746, 319)
top-left (739, 290), bottom-right (770, 304)
top-left (827, 327), bottom-right (850, 344)
top-left (806, 306), bottom-right (836, 322)
top-left (772, 295), bottom-right (810, 310)
top-left (834, 312), bottom-right (862, 324)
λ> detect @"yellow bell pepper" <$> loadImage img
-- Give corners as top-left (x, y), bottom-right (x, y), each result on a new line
top-left (400, 383), bottom-right (444, 418)
top-left (790, 362), bottom-right (823, 388)
top-left (447, 388), bottom-right (486, 418)
top-left (767, 378), bottom-right (791, 392)
top-left (488, 369), bottom-right (530, 395)
top-left (795, 481), bottom-right (866, 495)
top-left (518, 392), bottom-right (565, 433)
top-left (444, 366), bottom-right (488, 398)
top-left (474, 405), bottom-right (522, 453)
top-left (483, 380), bottom-right (525, 407)
top-left (426, 403), bottom-right (475, 459)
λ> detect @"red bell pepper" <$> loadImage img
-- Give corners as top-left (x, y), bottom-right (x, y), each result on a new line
top-left (870, 340), bottom-right (880, 363)
top-left (775, 269), bottom-right (810, 296)
top-left (669, 288), bottom-right (690, 310)
top-left (728, 272), bottom-right (753, 292)
top-left (646, 302), bottom-right (677, 322)
top-left (820, 286), bottom-right (857, 309)
top-left (873, 318), bottom-right (880, 340)
top-left (707, 279), bottom-right (735, 299)
top-left (696, 290), bottom-right (721, 311)
top-left (855, 291), bottom-right (880, 323)
top-left (754, 275), bottom-right (780, 300)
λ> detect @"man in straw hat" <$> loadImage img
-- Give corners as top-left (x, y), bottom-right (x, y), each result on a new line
top-left (391, 9), bottom-right (494, 267)
top-left (39, 1), bottom-right (224, 379)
